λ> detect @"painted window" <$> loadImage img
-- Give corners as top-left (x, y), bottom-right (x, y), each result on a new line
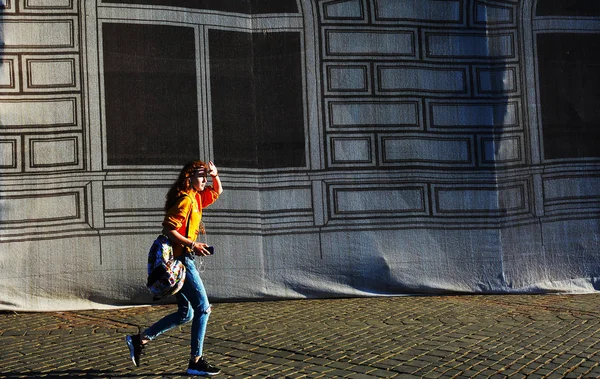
top-left (100, 3), bottom-right (306, 168)
top-left (103, 23), bottom-right (199, 166)
top-left (535, 1), bottom-right (600, 159)
top-left (209, 30), bottom-right (305, 168)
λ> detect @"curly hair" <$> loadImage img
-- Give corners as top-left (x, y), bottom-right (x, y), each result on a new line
top-left (164, 160), bottom-right (208, 211)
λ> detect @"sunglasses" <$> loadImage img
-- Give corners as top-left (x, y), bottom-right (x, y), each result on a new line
top-left (191, 169), bottom-right (207, 178)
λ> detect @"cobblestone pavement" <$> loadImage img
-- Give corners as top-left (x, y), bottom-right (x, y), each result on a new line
top-left (2, 294), bottom-right (600, 378)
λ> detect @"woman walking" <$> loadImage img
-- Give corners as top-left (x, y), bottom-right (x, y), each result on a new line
top-left (126, 160), bottom-right (223, 376)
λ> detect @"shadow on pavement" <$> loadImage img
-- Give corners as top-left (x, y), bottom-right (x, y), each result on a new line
top-left (0, 371), bottom-right (192, 378)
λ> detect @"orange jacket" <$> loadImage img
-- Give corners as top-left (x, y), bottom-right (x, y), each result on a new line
top-left (162, 188), bottom-right (219, 257)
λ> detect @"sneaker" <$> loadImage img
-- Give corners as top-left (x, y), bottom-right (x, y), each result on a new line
top-left (125, 334), bottom-right (144, 367)
top-left (187, 357), bottom-right (221, 376)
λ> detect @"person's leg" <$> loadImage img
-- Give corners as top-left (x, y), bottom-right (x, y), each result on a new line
top-left (142, 291), bottom-right (192, 342)
top-left (126, 282), bottom-right (192, 366)
top-left (179, 256), bottom-right (211, 358)
top-left (180, 256), bottom-right (221, 375)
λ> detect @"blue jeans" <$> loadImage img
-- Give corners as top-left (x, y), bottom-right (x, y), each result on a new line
top-left (143, 256), bottom-right (211, 357)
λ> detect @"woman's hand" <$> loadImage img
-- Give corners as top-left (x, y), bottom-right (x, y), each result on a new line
top-left (191, 241), bottom-right (213, 256)
top-left (208, 161), bottom-right (218, 177)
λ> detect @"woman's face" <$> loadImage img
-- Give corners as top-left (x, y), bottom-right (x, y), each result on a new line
top-left (190, 169), bottom-right (207, 191)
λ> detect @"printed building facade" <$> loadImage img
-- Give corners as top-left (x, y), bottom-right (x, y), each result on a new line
top-left (2, 0), bottom-right (600, 310)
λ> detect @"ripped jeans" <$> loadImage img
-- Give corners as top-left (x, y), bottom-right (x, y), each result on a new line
top-left (143, 255), bottom-right (211, 357)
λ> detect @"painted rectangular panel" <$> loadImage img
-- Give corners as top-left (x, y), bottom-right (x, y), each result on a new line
top-left (0, 58), bottom-right (16, 89)
top-left (0, 98), bottom-right (76, 127)
top-left (29, 137), bottom-right (78, 167)
top-left (378, 66), bottom-right (467, 93)
top-left (481, 136), bottom-right (522, 163)
top-left (430, 102), bottom-right (518, 128)
top-left (327, 65), bottom-right (368, 92)
top-left (426, 33), bottom-right (514, 58)
top-left (374, 0), bottom-right (462, 22)
top-left (331, 137), bottom-right (372, 163)
top-left (323, 0), bottom-right (364, 19)
top-left (382, 137), bottom-right (471, 163)
top-left (475, 4), bottom-right (514, 24)
top-left (104, 186), bottom-right (168, 211)
top-left (0, 192), bottom-right (80, 223)
top-left (25, 0), bottom-right (74, 9)
top-left (260, 187), bottom-right (312, 212)
top-left (26, 57), bottom-right (78, 89)
top-left (333, 186), bottom-right (426, 214)
top-left (0, 140), bottom-right (18, 169)
top-left (330, 101), bottom-right (419, 127)
top-left (1, 0), bottom-right (15, 12)
top-left (326, 30), bottom-right (415, 56)
top-left (544, 177), bottom-right (600, 201)
top-left (3, 20), bottom-right (75, 48)
top-left (436, 185), bottom-right (525, 214)
top-left (476, 67), bottom-right (517, 94)
top-left (207, 188), bottom-right (260, 212)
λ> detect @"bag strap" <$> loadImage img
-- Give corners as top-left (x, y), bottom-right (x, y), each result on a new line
top-left (181, 194), bottom-right (195, 253)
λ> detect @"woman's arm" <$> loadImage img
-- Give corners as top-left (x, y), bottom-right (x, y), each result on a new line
top-left (164, 228), bottom-right (212, 256)
top-left (208, 161), bottom-right (223, 195)
top-left (163, 228), bottom-right (191, 250)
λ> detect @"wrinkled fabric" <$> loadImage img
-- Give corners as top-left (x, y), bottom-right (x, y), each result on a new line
top-left (2, 0), bottom-right (600, 311)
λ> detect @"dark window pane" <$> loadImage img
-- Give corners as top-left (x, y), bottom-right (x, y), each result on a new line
top-left (209, 30), bottom-right (305, 168)
top-left (536, 0), bottom-right (600, 17)
top-left (103, 0), bottom-right (298, 14)
top-left (537, 33), bottom-right (600, 159)
top-left (103, 23), bottom-right (199, 166)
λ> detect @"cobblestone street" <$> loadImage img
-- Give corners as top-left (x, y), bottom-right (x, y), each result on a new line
top-left (2, 294), bottom-right (600, 378)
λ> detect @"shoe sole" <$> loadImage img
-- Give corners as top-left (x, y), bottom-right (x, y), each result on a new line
top-left (125, 335), bottom-right (139, 367)
top-left (187, 369), bottom-right (220, 376)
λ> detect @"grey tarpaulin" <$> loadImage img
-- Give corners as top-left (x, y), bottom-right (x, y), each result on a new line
top-left (2, 0), bottom-right (600, 311)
